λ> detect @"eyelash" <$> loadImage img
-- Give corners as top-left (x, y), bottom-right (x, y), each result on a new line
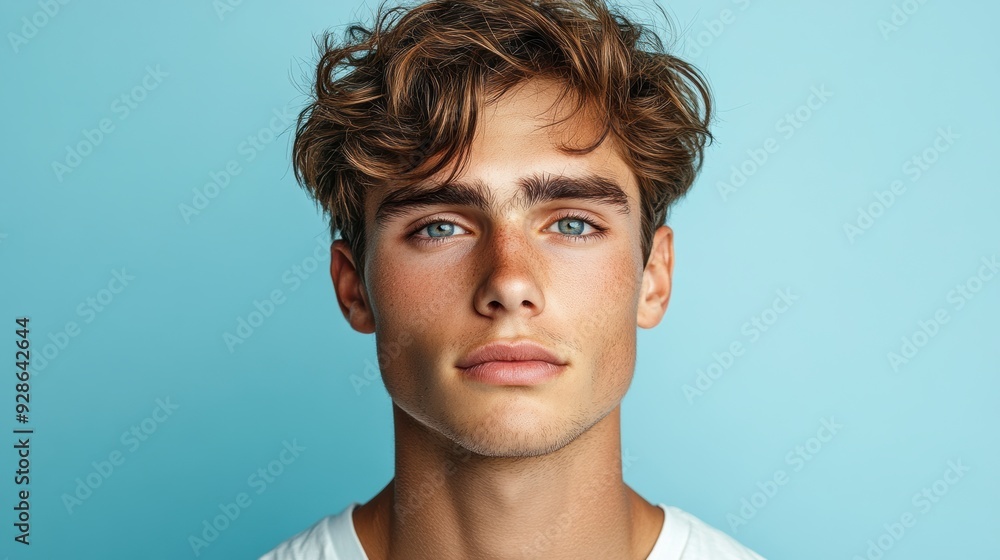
top-left (408, 212), bottom-right (609, 247)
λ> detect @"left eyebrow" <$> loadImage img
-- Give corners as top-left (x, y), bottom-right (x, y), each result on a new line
top-left (517, 173), bottom-right (631, 216)
top-left (372, 172), bottom-right (631, 232)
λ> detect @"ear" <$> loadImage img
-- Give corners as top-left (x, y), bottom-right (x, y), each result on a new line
top-left (637, 225), bottom-right (674, 329)
top-left (330, 240), bottom-right (376, 334)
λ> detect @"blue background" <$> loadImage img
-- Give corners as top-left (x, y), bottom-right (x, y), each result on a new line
top-left (2, 0), bottom-right (997, 558)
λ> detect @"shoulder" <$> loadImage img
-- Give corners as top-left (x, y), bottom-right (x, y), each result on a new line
top-left (651, 505), bottom-right (766, 560)
top-left (258, 503), bottom-right (364, 560)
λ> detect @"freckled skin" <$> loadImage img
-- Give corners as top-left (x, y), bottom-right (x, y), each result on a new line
top-left (330, 78), bottom-right (675, 560)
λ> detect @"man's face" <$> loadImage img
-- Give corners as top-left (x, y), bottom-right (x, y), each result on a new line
top-left (338, 78), bottom-right (669, 457)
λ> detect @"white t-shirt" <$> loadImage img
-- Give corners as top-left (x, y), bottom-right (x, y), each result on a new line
top-left (260, 503), bottom-right (766, 559)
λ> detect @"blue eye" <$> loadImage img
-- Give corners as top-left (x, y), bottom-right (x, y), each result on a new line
top-left (415, 221), bottom-right (470, 240)
top-left (426, 222), bottom-right (456, 237)
top-left (555, 217), bottom-right (587, 235)
top-left (547, 214), bottom-right (608, 244)
top-left (409, 214), bottom-right (606, 247)
top-left (549, 215), bottom-right (604, 237)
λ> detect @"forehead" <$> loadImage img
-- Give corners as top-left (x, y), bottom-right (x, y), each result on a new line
top-left (479, 79), bottom-right (608, 157)
top-left (367, 78), bottom-right (639, 224)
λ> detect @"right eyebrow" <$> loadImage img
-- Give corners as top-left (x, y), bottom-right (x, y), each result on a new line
top-left (373, 179), bottom-right (495, 232)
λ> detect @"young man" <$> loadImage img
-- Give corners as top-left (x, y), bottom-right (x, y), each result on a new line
top-left (262, 0), bottom-right (766, 558)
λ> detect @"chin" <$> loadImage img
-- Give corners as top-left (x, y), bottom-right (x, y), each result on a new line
top-left (441, 401), bottom-right (598, 458)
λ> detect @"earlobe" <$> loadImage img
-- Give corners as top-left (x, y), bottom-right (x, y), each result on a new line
top-left (330, 240), bottom-right (376, 334)
top-left (637, 226), bottom-right (674, 329)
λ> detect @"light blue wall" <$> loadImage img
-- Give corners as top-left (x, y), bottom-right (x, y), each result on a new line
top-left (1, 0), bottom-right (996, 558)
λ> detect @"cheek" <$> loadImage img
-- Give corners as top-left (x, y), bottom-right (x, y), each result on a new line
top-left (367, 246), bottom-right (439, 330)
top-left (572, 239), bottom-right (642, 315)
top-left (369, 269), bottom-right (469, 334)
top-left (365, 252), bottom-right (469, 387)
top-left (584, 288), bottom-right (637, 382)
top-left (576, 244), bottom-right (642, 387)
top-left (366, 238), bottom-right (475, 319)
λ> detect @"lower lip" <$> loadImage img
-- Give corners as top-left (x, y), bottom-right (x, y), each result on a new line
top-left (459, 361), bottom-right (566, 386)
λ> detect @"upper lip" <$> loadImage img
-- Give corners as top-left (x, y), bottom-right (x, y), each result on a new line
top-left (456, 340), bottom-right (566, 369)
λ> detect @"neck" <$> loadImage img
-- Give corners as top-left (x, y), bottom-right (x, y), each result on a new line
top-left (353, 403), bottom-right (663, 560)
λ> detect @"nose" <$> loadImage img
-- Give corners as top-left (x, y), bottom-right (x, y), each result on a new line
top-left (473, 227), bottom-right (545, 320)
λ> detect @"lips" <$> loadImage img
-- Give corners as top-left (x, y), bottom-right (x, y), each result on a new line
top-left (456, 340), bottom-right (566, 369)
top-left (456, 341), bottom-right (568, 386)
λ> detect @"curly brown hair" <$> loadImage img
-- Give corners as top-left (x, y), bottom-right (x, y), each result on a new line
top-left (292, 0), bottom-right (712, 277)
